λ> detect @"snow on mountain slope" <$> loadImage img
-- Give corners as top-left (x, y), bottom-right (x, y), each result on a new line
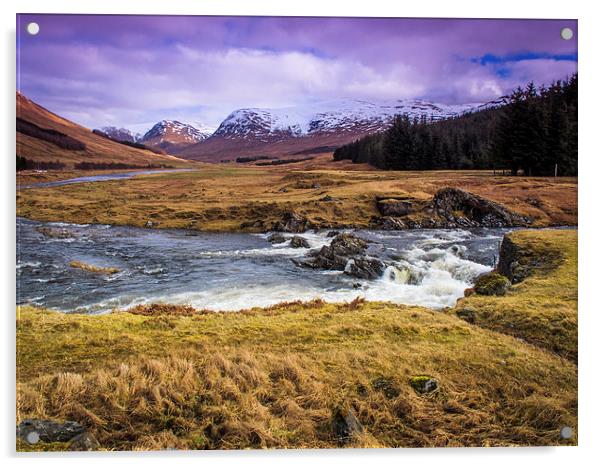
top-left (141, 120), bottom-right (211, 150)
top-left (212, 99), bottom-right (488, 141)
top-left (99, 126), bottom-right (139, 143)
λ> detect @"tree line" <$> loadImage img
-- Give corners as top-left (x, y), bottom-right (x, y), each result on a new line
top-left (333, 74), bottom-right (577, 176)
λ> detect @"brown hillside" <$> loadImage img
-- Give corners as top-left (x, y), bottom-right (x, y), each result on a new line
top-left (16, 92), bottom-right (189, 168)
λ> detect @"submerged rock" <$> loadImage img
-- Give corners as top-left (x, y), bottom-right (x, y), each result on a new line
top-left (36, 226), bottom-right (75, 239)
top-left (345, 256), bottom-right (386, 279)
top-left (332, 408), bottom-right (364, 443)
top-left (17, 419), bottom-right (86, 443)
top-left (289, 236), bottom-right (310, 248)
top-left (474, 272), bottom-right (511, 296)
top-left (267, 232), bottom-right (286, 244)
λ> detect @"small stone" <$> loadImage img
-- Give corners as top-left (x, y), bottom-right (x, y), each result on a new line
top-left (409, 376), bottom-right (439, 394)
top-left (145, 220), bottom-right (154, 228)
top-left (69, 432), bottom-right (100, 451)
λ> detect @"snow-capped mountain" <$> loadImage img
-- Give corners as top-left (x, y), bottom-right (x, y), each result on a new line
top-left (99, 126), bottom-right (140, 143)
top-left (212, 99), bottom-right (488, 141)
top-left (140, 120), bottom-right (211, 152)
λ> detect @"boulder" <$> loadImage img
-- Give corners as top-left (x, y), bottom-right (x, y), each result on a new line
top-left (409, 376), bottom-right (439, 394)
top-left (345, 257), bottom-right (386, 279)
top-left (432, 187), bottom-right (530, 227)
top-left (268, 233), bottom-right (287, 244)
top-left (294, 233), bottom-right (369, 271)
top-left (289, 236), bottom-right (310, 248)
top-left (381, 217), bottom-right (407, 230)
top-left (272, 212), bottom-right (310, 233)
top-left (326, 230), bottom-right (340, 237)
top-left (377, 198), bottom-right (413, 217)
top-left (17, 419), bottom-right (86, 443)
top-left (497, 234), bottom-right (561, 284)
top-left (474, 272), bottom-right (511, 296)
top-left (332, 408), bottom-right (364, 443)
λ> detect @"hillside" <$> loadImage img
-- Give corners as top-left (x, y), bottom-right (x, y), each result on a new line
top-left (16, 93), bottom-right (188, 168)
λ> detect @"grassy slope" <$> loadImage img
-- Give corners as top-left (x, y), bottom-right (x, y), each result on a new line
top-left (452, 229), bottom-right (578, 362)
top-left (16, 165), bottom-right (577, 231)
top-left (16, 93), bottom-right (190, 168)
top-left (16, 231), bottom-right (578, 451)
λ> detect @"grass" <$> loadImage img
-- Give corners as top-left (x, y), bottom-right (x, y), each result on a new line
top-left (16, 229), bottom-right (578, 451)
top-left (16, 164), bottom-right (577, 232)
top-left (452, 229), bottom-right (577, 362)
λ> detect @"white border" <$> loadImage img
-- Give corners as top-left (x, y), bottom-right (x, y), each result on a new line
top-left (2, 1), bottom-right (601, 465)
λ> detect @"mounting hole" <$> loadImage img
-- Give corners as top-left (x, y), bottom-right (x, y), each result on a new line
top-left (26, 22), bottom-right (40, 36)
top-left (560, 27), bottom-right (573, 40)
top-left (560, 426), bottom-right (574, 439)
top-left (25, 431), bottom-right (40, 444)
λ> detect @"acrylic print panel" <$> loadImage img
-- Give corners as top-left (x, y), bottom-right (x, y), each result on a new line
top-left (16, 15), bottom-right (577, 451)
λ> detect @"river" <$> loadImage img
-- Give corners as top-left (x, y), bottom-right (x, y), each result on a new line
top-left (16, 217), bottom-right (513, 313)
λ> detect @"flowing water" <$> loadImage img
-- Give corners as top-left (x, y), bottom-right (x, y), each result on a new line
top-left (16, 217), bottom-right (511, 313)
top-left (17, 169), bottom-right (194, 190)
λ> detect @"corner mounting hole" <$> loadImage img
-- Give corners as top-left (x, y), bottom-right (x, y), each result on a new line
top-left (26, 22), bottom-right (40, 36)
top-left (560, 27), bottom-right (573, 40)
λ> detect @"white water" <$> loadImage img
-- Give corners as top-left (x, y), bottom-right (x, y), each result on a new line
top-left (17, 218), bottom-right (506, 313)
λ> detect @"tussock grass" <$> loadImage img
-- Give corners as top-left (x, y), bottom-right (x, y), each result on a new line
top-left (453, 229), bottom-right (577, 362)
top-left (17, 299), bottom-right (577, 450)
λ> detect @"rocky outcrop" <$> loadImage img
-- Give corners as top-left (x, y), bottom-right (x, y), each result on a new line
top-left (17, 419), bottom-right (86, 443)
top-left (375, 187), bottom-right (531, 230)
top-left (432, 187), bottom-right (530, 228)
top-left (409, 376), bottom-right (439, 394)
top-left (267, 233), bottom-right (286, 244)
top-left (271, 212), bottom-right (311, 233)
top-left (497, 233), bottom-right (561, 284)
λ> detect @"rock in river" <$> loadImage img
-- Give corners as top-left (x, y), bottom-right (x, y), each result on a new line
top-left (289, 236), bottom-right (310, 248)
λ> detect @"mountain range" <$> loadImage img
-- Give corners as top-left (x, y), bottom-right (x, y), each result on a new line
top-left (18, 93), bottom-right (502, 166)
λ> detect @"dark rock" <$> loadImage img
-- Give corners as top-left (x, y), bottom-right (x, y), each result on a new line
top-left (311, 183), bottom-right (321, 189)
top-left (319, 195), bottom-right (336, 202)
top-left (456, 307), bottom-right (477, 323)
top-left (69, 432), bottom-right (100, 451)
top-left (345, 256), bottom-right (386, 279)
top-left (377, 198), bottom-right (413, 217)
top-left (474, 272), bottom-right (511, 296)
top-left (497, 234), bottom-right (561, 284)
top-left (409, 376), bottom-right (439, 394)
top-left (294, 233), bottom-right (369, 271)
top-left (289, 236), bottom-right (310, 248)
top-left (432, 187), bottom-right (530, 227)
top-left (326, 230), bottom-right (339, 237)
top-left (381, 217), bottom-right (407, 230)
top-left (272, 212), bottom-right (310, 233)
top-left (332, 408), bottom-right (364, 443)
top-left (372, 376), bottom-right (401, 399)
top-left (268, 233), bottom-right (287, 244)
top-left (278, 186), bottom-right (288, 193)
top-left (17, 419), bottom-right (86, 443)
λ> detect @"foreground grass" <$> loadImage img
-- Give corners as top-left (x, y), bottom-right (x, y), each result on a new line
top-left (453, 229), bottom-right (577, 362)
top-left (16, 165), bottom-right (577, 231)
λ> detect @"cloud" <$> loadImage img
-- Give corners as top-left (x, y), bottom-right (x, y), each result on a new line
top-left (16, 15), bottom-right (578, 131)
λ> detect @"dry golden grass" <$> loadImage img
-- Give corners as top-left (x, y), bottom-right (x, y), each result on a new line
top-left (452, 229), bottom-right (577, 362)
top-left (16, 164), bottom-right (577, 232)
top-left (17, 229), bottom-right (578, 452)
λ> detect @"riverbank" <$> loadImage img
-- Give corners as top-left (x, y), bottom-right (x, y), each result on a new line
top-left (16, 228), bottom-right (578, 450)
top-left (16, 166), bottom-right (577, 232)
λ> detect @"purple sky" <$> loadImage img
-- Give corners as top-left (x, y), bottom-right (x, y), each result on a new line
top-left (16, 15), bottom-right (577, 133)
